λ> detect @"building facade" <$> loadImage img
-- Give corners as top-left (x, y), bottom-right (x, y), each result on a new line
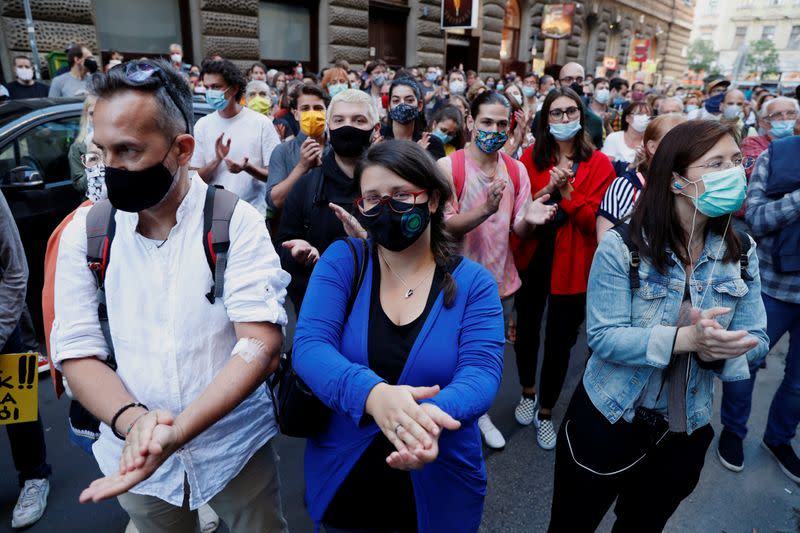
top-left (691, 0), bottom-right (800, 77)
top-left (1, 0), bottom-right (694, 83)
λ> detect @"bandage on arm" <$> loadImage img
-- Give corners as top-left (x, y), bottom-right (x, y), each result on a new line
top-left (231, 337), bottom-right (268, 363)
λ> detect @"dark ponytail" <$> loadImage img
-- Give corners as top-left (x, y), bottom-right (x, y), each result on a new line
top-left (355, 140), bottom-right (459, 307)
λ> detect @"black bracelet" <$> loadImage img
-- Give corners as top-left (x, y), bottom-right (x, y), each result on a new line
top-left (110, 402), bottom-right (148, 440)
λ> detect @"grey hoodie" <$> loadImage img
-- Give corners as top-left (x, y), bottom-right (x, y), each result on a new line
top-left (0, 190), bottom-right (27, 349)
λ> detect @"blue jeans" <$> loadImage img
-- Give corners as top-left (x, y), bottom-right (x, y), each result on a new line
top-left (721, 293), bottom-right (800, 445)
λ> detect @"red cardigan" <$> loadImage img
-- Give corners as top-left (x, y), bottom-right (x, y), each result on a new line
top-left (516, 146), bottom-right (615, 295)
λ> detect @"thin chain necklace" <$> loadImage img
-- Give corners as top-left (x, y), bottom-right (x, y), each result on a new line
top-left (379, 250), bottom-right (436, 299)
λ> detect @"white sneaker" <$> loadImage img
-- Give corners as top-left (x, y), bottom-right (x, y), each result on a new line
top-left (199, 503), bottom-right (220, 533)
top-left (37, 353), bottom-right (51, 373)
top-left (478, 413), bottom-right (506, 450)
top-left (515, 395), bottom-right (537, 426)
top-left (534, 411), bottom-right (557, 450)
top-left (11, 479), bottom-right (49, 529)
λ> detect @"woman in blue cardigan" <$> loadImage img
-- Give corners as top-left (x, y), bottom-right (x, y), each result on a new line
top-left (293, 140), bottom-right (505, 533)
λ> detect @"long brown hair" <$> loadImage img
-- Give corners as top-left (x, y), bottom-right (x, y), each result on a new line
top-left (533, 87), bottom-right (594, 172)
top-left (354, 140), bottom-right (459, 307)
top-left (630, 120), bottom-right (741, 272)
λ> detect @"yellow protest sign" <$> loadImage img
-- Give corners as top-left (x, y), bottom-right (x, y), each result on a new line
top-left (0, 353), bottom-right (39, 425)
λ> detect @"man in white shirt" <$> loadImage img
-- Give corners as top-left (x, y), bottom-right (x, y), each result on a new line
top-left (51, 59), bottom-right (290, 532)
top-left (192, 58), bottom-right (280, 217)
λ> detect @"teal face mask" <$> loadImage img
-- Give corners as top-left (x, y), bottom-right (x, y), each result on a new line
top-left (328, 83), bottom-right (348, 97)
top-left (678, 165), bottom-right (747, 218)
top-left (431, 129), bottom-right (453, 145)
top-left (770, 120), bottom-right (795, 139)
top-left (205, 88), bottom-right (229, 111)
top-left (549, 119), bottom-right (582, 141)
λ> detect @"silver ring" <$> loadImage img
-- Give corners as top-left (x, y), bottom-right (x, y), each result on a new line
top-left (394, 424), bottom-right (403, 433)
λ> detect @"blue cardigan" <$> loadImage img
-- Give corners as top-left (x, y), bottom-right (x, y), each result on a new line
top-left (293, 239), bottom-right (505, 533)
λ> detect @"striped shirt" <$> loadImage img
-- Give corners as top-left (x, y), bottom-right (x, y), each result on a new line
top-left (597, 170), bottom-right (644, 224)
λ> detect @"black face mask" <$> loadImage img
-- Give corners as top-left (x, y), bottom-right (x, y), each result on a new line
top-left (105, 144), bottom-right (177, 212)
top-left (329, 125), bottom-right (373, 158)
top-left (84, 57), bottom-right (98, 74)
top-left (358, 201), bottom-right (430, 252)
top-left (569, 82), bottom-right (583, 97)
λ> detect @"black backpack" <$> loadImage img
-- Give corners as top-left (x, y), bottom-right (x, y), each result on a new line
top-left (68, 185), bottom-right (238, 443)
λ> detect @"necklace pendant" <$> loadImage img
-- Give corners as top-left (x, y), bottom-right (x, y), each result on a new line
top-left (404, 289), bottom-right (414, 299)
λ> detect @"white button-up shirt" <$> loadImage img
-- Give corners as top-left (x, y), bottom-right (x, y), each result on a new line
top-left (52, 175), bottom-right (290, 509)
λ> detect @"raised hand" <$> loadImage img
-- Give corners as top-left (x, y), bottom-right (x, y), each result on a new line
top-left (329, 203), bottom-right (368, 239)
top-left (483, 179), bottom-right (506, 216)
top-left (524, 194), bottom-right (558, 225)
top-left (685, 307), bottom-right (758, 362)
top-left (225, 157), bottom-right (249, 174)
top-left (417, 132), bottom-right (431, 150)
top-left (215, 133), bottom-right (231, 161)
top-left (281, 239), bottom-right (320, 266)
top-left (299, 137), bottom-right (323, 171)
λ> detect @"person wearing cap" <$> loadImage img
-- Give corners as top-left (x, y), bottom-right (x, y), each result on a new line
top-left (688, 78), bottom-right (730, 120)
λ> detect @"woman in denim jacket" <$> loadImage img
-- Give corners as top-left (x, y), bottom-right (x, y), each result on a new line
top-left (549, 120), bottom-right (769, 532)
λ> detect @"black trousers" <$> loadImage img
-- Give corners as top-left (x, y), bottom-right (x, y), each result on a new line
top-left (2, 325), bottom-right (51, 486)
top-left (549, 384), bottom-right (713, 533)
top-left (514, 237), bottom-right (586, 409)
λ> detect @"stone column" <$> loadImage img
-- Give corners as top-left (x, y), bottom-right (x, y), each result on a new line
top-left (199, 0), bottom-right (260, 71)
top-left (326, 0), bottom-right (369, 68)
top-left (415, 0), bottom-right (445, 68)
top-left (479, 0), bottom-right (504, 78)
top-left (1, 0), bottom-right (98, 78)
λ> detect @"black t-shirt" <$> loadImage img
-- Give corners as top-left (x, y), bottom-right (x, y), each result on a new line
top-left (323, 253), bottom-right (445, 532)
top-left (7, 81), bottom-right (49, 100)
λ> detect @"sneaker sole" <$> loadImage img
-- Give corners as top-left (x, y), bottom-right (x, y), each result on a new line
top-left (762, 441), bottom-right (800, 484)
top-left (716, 446), bottom-right (744, 472)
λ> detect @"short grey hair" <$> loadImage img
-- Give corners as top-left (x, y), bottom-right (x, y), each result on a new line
top-left (246, 80), bottom-right (269, 101)
top-left (761, 96), bottom-right (800, 119)
top-left (327, 88), bottom-right (379, 126)
top-left (659, 96), bottom-right (684, 110)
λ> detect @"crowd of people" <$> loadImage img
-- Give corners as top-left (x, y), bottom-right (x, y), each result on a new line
top-left (0, 39), bottom-right (799, 533)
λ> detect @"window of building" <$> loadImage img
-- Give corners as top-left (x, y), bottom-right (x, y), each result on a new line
top-left (499, 0), bottom-right (521, 61)
top-left (789, 25), bottom-right (800, 49)
top-left (767, 0), bottom-right (783, 5)
top-left (762, 25), bottom-right (776, 41)
top-left (259, 1), bottom-right (312, 64)
top-left (737, 0), bottom-right (753, 7)
top-left (705, 0), bottom-right (718, 13)
top-left (733, 26), bottom-right (747, 48)
top-left (95, 0), bottom-right (185, 56)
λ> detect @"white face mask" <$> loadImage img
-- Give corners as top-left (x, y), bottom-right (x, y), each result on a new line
top-left (631, 114), bottom-right (650, 133)
top-left (16, 67), bottom-right (33, 81)
top-left (170, 53), bottom-right (183, 64)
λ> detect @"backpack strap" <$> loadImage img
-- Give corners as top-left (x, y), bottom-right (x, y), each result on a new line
top-left (449, 149), bottom-right (467, 201)
top-left (343, 238), bottom-right (368, 318)
top-left (202, 185), bottom-right (239, 304)
top-left (736, 230), bottom-right (754, 282)
top-left (610, 223), bottom-right (640, 290)
top-left (85, 200), bottom-right (117, 369)
top-left (499, 151), bottom-right (521, 194)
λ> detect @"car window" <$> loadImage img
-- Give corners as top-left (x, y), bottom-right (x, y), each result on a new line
top-left (17, 116), bottom-right (81, 184)
top-left (0, 142), bottom-right (16, 182)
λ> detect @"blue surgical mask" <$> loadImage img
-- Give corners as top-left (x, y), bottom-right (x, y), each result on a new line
top-left (613, 96), bottom-right (627, 107)
top-left (328, 83), bottom-right (348, 97)
top-left (770, 119), bottom-right (795, 139)
top-left (496, 83), bottom-right (505, 91)
top-left (594, 88), bottom-right (610, 104)
top-left (205, 88), bottom-right (229, 111)
top-left (426, 72), bottom-right (438, 82)
top-left (549, 119), bottom-right (582, 141)
top-left (685, 104), bottom-right (699, 113)
top-left (679, 165), bottom-right (747, 218)
top-left (432, 129), bottom-right (453, 145)
top-left (723, 104), bottom-right (743, 121)
top-left (374, 74), bottom-right (386, 87)
top-left (704, 92), bottom-right (725, 114)
top-left (522, 86), bottom-right (536, 98)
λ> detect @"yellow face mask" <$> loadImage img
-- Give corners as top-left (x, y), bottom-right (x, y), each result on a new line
top-left (300, 110), bottom-right (326, 137)
top-left (247, 96), bottom-right (271, 116)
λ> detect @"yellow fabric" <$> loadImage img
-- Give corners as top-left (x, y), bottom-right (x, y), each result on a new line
top-left (247, 96), bottom-right (272, 116)
top-left (444, 143), bottom-right (456, 156)
top-left (300, 110), bottom-right (326, 137)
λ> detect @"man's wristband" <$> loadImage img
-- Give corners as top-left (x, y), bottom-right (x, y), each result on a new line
top-left (111, 402), bottom-right (148, 440)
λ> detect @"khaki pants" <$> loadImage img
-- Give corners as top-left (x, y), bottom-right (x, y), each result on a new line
top-left (117, 440), bottom-right (288, 533)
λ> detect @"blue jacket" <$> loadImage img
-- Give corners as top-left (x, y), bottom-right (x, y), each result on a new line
top-left (293, 240), bottom-right (504, 532)
top-left (583, 229), bottom-right (769, 434)
top-left (765, 135), bottom-right (800, 273)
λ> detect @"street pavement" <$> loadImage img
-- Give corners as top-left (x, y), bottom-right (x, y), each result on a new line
top-left (0, 330), bottom-right (797, 533)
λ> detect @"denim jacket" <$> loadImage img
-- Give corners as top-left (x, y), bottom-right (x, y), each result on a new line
top-left (583, 228), bottom-right (770, 434)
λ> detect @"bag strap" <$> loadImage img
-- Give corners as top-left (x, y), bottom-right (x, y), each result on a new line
top-left (85, 200), bottom-right (117, 369)
top-left (499, 151), bottom-right (521, 194)
top-left (610, 223), bottom-right (640, 290)
top-left (736, 230), bottom-right (754, 282)
top-left (203, 185), bottom-right (239, 304)
top-left (449, 149), bottom-right (467, 201)
top-left (343, 238), bottom-right (368, 318)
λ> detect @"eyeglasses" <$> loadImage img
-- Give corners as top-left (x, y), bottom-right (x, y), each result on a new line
top-left (112, 61), bottom-right (191, 134)
top-left (767, 110), bottom-right (798, 121)
top-left (687, 157), bottom-right (745, 171)
top-left (80, 152), bottom-right (103, 168)
top-left (355, 190), bottom-right (428, 216)
top-left (548, 106), bottom-right (581, 121)
top-left (560, 76), bottom-right (584, 85)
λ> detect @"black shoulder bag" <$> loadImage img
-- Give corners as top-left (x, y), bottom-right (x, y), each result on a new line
top-left (270, 238), bottom-right (368, 438)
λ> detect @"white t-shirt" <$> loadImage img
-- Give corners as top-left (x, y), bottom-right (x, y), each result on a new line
top-left (601, 131), bottom-right (639, 164)
top-left (191, 106), bottom-right (280, 216)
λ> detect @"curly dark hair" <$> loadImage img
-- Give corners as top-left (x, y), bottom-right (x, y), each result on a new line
top-left (201, 58), bottom-right (246, 100)
top-left (354, 140), bottom-right (459, 307)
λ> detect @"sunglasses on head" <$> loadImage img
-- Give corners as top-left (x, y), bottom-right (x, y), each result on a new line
top-left (111, 61), bottom-right (191, 134)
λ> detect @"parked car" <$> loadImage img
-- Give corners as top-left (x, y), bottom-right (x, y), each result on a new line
top-left (0, 98), bottom-right (213, 337)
